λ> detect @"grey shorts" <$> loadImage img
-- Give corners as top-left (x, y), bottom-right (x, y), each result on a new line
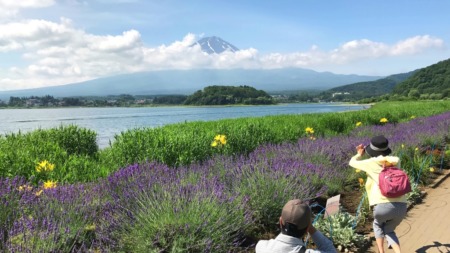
top-left (373, 202), bottom-right (407, 246)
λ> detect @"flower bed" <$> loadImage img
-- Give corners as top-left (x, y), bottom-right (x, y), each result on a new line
top-left (1, 111), bottom-right (449, 252)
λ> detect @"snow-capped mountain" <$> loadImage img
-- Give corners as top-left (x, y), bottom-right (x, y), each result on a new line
top-left (194, 36), bottom-right (239, 54)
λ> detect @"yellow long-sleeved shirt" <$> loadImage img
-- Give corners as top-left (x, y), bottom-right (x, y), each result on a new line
top-left (349, 154), bottom-right (407, 206)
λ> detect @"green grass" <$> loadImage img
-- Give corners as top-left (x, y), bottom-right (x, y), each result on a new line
top-left (0, 100), bottom-right (449, 183)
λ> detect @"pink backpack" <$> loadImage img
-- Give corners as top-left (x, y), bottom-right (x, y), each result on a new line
top-left (379, 166), bottom-right (412, 198)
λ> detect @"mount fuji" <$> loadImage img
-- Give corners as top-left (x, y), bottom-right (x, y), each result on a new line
top-left (192, 36), bottom-right (239, 54)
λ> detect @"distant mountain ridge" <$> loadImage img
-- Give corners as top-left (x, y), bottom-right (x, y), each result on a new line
top-left (0, 68), bottom-right (382, 100)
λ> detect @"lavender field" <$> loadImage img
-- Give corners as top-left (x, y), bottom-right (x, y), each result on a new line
top-left (1, 111), bottom-right (449, 252)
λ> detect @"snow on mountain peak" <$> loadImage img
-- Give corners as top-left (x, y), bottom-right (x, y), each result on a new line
top-left (193, 36), bottom-right (239, 54)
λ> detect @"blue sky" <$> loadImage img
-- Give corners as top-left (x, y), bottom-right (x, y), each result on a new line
top-left (0, 0), bottom-right (449, 91)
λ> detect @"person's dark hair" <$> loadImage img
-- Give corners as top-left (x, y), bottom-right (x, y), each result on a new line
top-left (280, 222), bottom-right (308, 238)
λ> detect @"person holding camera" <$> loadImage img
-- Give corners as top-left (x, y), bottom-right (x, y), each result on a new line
top-left (255, 199), bottom-right (336, 253)
top-left (349, 135), bottom-right (408, 253)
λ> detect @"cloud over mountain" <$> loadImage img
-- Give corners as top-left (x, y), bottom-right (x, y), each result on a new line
top-left (0, 1), bottom-right (446, 91)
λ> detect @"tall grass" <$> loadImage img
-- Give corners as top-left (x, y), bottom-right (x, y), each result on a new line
top-left (0, 125), bottom-right (108, 184)
top-left (104, 100), bottom-right (450, 169)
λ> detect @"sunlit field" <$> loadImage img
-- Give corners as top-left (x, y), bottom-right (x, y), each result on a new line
top-left (1, 100), bottom-right (449, 252)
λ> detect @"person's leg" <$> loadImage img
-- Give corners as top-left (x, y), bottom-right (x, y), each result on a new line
top-left (383, 202), bottom-right (407, 253)
top-left (375, 237), bottom-right (385, 253)
top-left (390, 243), bottom-right (401, 253)
top-left (373, 205), bottom-right (389, 253)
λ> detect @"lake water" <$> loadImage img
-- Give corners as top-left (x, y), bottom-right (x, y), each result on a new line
top-left (0, 103), bottom-right (367, 148)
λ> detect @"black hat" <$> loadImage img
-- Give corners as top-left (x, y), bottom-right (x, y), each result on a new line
top-left (365, 135), bottom-right (392, 157)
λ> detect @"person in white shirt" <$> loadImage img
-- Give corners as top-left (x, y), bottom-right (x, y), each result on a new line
top-left (255, 199), bottom-right (337, 253)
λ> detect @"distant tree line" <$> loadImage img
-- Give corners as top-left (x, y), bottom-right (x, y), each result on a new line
top-left (0, 85), bottom-right (277, 108)
top-left (0, 94), bottom-right (157, 108)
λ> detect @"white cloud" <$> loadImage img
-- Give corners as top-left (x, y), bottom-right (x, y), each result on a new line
top-left (0, 18), bottom-right (75, 50)
top-left (89, 30), bottom-right (142, 52)
top-left (0, 0), bottom-right (55, 18)
top-left (259, 36), bottom-right (444, 69)
top-left (0, 0), bottom-right (55, 8)
top-left (391, 35), bottom-right (444, 55)
top-left (0, 14), bottom-right (446, 91)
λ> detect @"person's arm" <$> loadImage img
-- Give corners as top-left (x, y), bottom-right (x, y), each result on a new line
top-left (348, 144), bottom-right (372, 173)
top-left (305, 224), bottom-right (337, 253)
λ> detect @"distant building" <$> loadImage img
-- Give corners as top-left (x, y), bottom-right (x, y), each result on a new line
top-left (26, 98), bottom-right (41, 107)
top-left (135, 99), bottom-right (147, 105)
top-left (332, 92), bottom-right (350, 98)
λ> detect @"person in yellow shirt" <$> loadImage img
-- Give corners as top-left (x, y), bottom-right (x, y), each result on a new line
top-left (349, 135), bottom-right (407, 253)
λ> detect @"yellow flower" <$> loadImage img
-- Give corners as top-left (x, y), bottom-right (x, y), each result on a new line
top-left (18, 185), bottom-right (33, 192)
top-left (355, 169), bottom-right (361, 173)
top-left (305, 127), bottom-right (314, 134)
top-left (35, 190), bottom-right (43, 197)
top-left (47, 163), bottom-right (55, 172)
top-left (415, 147), bottom-right (419, 152)
top-left (356, 122), bottom-right (362, 127)
top-left (358, 178), bottom-right (364, 186)
top-left (410, 115), bottom-right (416, 119)
top-left (429, 167), bottom-right (435, 173)
top-left (84, 224), bottom-right (96, 231)
top-left (401, 144), bottom-right (405, 149)
top-left (39, 160), bottom-right (48, 167)
top-left (309, 136), bottom-right (316, 140)
top-left (212, 134), bottom-right (227, 147)
top-left (36, 160), bottom-right (55, 173)
top-left (43, 180), bottom-right (57, 189)
top-left (380, 118), bottom-right (388, 123)
top-left (219, 135), bottom-right (227, 145)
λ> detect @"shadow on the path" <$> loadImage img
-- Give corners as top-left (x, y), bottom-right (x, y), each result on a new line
top-left (415, 241), bottom-right (450, 253)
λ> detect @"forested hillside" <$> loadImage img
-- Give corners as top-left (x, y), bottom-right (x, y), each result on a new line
top-left (323, 72), bottom-right (415, 101)
top-left (184, 85), bottom-right (275, 105)
top-left (393, 58), bottom-right (450, 99)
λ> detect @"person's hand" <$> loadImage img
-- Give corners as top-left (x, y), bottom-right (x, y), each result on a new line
top-left (307, 220), bottom-right (317, 235)
top-left (356, 144), bottom-right (365, 156)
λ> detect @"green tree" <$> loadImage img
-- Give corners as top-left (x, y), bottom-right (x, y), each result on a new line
top-left (408, 89), bottom-right (420, 99)
top-left (184, 85), bottom-right (275, 106)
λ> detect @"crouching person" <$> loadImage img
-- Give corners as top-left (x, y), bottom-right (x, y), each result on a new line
top-left (255, 199), bottom-right (337, 253)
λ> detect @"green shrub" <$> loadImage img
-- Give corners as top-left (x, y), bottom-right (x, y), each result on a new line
top-left (0, 125), bottom-right (100, 184)
top-left (314, 211), bottom-right (366, 249)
